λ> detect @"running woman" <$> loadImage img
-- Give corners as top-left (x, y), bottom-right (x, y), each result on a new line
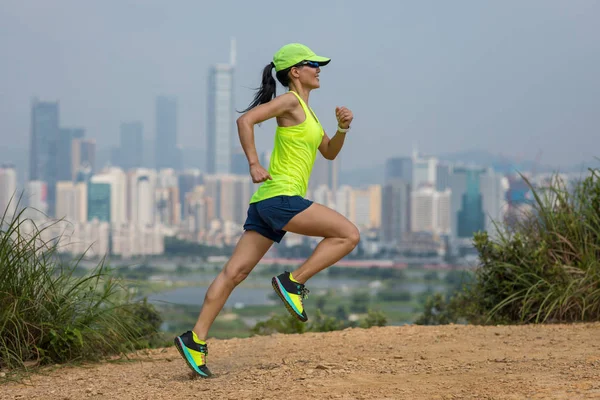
top-left (174, 43), bottom-right (359, 378)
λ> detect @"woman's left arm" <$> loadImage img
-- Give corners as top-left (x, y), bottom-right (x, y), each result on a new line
top-left (318, 106), bottom-right (353, 160)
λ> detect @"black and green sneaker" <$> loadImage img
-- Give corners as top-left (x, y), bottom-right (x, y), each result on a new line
top-left (174, 330), bottom-right (212, 378)
top-left (271, 271), bottom-right (310, 322)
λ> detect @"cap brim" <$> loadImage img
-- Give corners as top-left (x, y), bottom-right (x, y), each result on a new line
top-left (308, 55), bottom-right (331, 66)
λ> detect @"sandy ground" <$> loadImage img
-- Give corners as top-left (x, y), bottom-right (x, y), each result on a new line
top-left (2, 323), bottom-right (600, 400)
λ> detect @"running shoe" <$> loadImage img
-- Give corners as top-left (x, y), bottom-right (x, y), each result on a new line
top-left (271, 271), bottom-right (310, 322)
top-left (174, 330), bottom-right (212, 378)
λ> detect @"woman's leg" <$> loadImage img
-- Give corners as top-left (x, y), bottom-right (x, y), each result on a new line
top-left (282, 203), bottom-right (360, 284)
top-left (192, 230), bottom-right (273, 340)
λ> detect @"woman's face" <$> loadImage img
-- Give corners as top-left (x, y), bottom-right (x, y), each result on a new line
top-left (292, 61), bottom-right (321, 89)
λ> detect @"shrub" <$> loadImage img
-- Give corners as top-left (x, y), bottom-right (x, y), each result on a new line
top-left (0, 206), bottom-right (162, 370)
top-left (417, 168), bottom-right (600, 325)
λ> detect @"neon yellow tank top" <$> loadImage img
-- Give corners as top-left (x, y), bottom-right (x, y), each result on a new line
top-left (250, 91), bottom-right (324, 203)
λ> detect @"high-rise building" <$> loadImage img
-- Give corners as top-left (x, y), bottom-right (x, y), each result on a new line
top-left (127, 169), bottom-right (156, 227)
top-left (155, 96), bottom-right (180, 170)
top-left (437, 189), bottom-right (451, 235)
top-left (449, 166), bottom-right (486, 238)
top-left (310, 155), bottom-right (339, 192)
top-left (436, 163), bottom-right (450, 191)
top-left (29, 99), bottom-right (60, 214)
top-left (55, 181), bottom-right (87, 223)
top-left (120, 121), bottom-right (143, 171)
top-left (349, 185), bottom-right (382, 230)
top-left (178, 169), bottom-right (203, 212)
top-left (24, 181), bottom-right (48, 216)
top-left (479, 169), bottom-right (509, 233)
top-left (385, 157), bottom-right (412, 184)
top-left (381, 179), bottom-right (411, 246)
top-left (89, 168), bottom-right (127, 225)
top-left (0, 164), bottom-right (17, 217)
top-left (412, 153), bottom-right (438, 190)
top-left (231, 148), bottom-right (248, 175)
top-left (57, 128), bottom-right (84, 181)
top-left (410, 187), bottom-right (451, 235)
top-left (72, 138), bottom-right (96, 180)
top-left (88, 182), bottom-right (110, 222)
top-left (207, 39), bottom-right (236, 174)
top-left (335, 185), bottom-right (353, 220)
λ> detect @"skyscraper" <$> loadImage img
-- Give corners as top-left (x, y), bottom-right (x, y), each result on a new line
top-left (57, 128), bottom-right (85, 181)
top-left (381, 179), bottom-right (411, 246)
top-left (0, 164), bottom-right (17, 216)
top-left (449, 166), bottom-right (486, 238)
top-left (413, 153), bottom-right (438, 190)
top-left (120, 121), bottom-right (143, 171)
top-left (89, 168), bottom-right (127, 225)
top-left (155, 96), bottom-right (180, 170)
top-left (207, 39), bottom-right (236, 174)
top-left (310, 155), bottom-right (339, 192)
top-left (385, 157), bottom-right (412, 184)
top-left (24, 181), bottom-right (48, 216)
top-left (72, 138), bottom-right (96, 180)
top-left (29, 99), bottom-right (59, 214)
top-left (88, 182), bottom-right (111, 222)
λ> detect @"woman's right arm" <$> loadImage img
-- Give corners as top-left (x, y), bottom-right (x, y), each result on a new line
top-left (236, 93), bottom-right (297, 183)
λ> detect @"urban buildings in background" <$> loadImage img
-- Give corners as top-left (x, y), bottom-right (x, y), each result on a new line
top-left (207, 39), bottom-right (236, 175)
top-left (2, 40), bottom-right (574, 264)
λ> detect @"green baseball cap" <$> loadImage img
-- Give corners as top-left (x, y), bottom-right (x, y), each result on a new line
top-left (272, 43), bottom-right (331, 72)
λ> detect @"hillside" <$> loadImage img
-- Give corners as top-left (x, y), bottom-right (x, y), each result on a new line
top-left (3, 323), bottom-right (600, 400)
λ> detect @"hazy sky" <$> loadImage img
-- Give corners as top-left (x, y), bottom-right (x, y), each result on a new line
top-left (1, 0), bottom-right (599, 170)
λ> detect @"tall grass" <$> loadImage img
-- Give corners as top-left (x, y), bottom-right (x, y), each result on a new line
top-left (418, 167), bottom-right (600, 325)
top-left (0, 201), bottom-right (161, 370)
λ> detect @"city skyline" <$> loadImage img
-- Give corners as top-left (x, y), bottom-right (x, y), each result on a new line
top-left (1, 1), bottom-right (599, 172)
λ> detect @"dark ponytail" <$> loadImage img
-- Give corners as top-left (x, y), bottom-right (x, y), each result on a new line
top-left (240, 62), bottom-right (293, 113)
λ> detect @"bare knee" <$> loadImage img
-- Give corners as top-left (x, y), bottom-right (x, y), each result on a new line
top-left (345, 226), bottom-right (361, 249)
top-left (222, 262), bottom-right (252, 286)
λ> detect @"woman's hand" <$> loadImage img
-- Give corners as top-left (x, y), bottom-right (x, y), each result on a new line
top-left (335, 106), bottom-right (353, 129)
top-left (249, 163), bottom-right (272, 183)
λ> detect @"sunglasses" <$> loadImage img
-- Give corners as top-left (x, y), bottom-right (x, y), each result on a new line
top-left (296, 60), bottom-right (320, 68)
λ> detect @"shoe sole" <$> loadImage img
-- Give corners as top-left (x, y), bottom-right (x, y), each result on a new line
top-left (173, 337), bottom-right (211, 378)
top-left (271, 277), bottom-right (308, 322)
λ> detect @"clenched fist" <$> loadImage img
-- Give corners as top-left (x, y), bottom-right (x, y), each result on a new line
top-left (249, 163), bottom-right (272, 184)
top-left (335, 106), bottom-right (353, 130)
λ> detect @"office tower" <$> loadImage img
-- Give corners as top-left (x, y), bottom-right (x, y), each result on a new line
top-left (25, 181), bottom-right (48, 216)
top-left (413, 153), bottom-right (438, 190)
top-left (335, 185), bottom-right (353, 220)
top-left (72, 138), bottom-right (96, 180)
top-left (56, 181), bottom-right (87, 223)
top-left (57, 128), bottom-right (84, 181)
top-left (29, 99), bottom-right (59, 214)
top-left (310, 155), bottom-right (339, 192)
top-left (127, 169), bottom-right (156, 226)
top-left (231, 148), bottom-right (248, 175)
top-left (0, 164), bottom-right (17, 216)
top-left (449, 166), bottom-right (486, 238)
top-left (385, 157), bottom-right (412, 184)
top-left (207, 39), bottom-right (236, 174)
top-left (88, 182), bottom-right (111, 222)
top-left (120, 121), bottom-right (143, 171)
top-left (349, 185), bottom-right (382, 230)
top-left (411, 187), bottom-right (451, 235)
top-left (155, 96), bottom-right (180, 170)
top-left (89, 168), bottom-right (127, 225)
top-left (381, 179), bottom-right (411, 246)
top-left (178, 169), bottom-right (203, 212)
top-left (437, 189), bottom-right (451, 235)
top-left (479, 168), bottom-right (509, 232)
top-left (435, 163), bottom-right (450, 191)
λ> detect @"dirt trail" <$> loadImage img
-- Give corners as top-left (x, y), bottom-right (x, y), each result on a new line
top-left (3, 323), bottom-right (600, 400)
